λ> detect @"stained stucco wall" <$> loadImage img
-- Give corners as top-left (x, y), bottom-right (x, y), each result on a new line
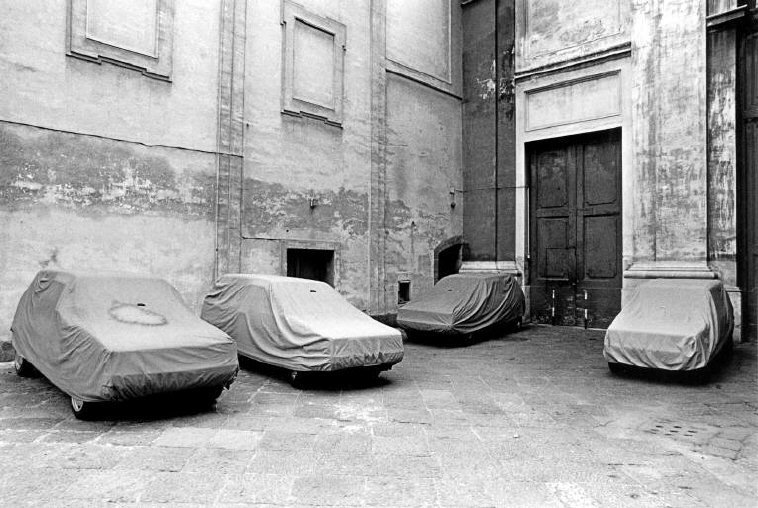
top-left (461, 0), bottom-right (517, 264)
top-left (1, 0), bottom-right (465, 332)
top-left (238, 0), bottom-right (463, 312)
top-left (630, 0), bottom-right (708, 265)
top-left (238, 0), bottom-right (374, 310)
top-left (0, 0), bottom-right (221, 339)
top-left (706, 2), bottom-right (739, 289)
top-left (383, 0), bottom-right (464, 302)
top-left (385, 74), bottom-right (463, 298)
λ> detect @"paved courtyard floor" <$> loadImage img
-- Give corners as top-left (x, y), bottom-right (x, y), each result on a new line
top-left (0, 325), bottom-right (756, 507)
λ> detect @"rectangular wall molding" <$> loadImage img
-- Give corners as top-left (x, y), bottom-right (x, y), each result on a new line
top-left (281, 1), bottom-right (346, 126)
top-left (67, 0), bottom-right (174, 81)
top-left (525, 72), bottom-right (621, 131)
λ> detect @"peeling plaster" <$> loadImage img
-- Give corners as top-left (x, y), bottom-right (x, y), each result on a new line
top-left (242, 179), bottom-right (368, 238)
top-left (0, 126), bottom-right (215, 218)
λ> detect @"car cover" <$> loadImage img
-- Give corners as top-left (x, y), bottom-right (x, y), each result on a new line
top-left (396, 273), bottom-right (525, 335)
top-left (11, 270), bottom-right (238, 402)
top-left (201, 274), bottom-right (404, 372)
top-left (603, 279), bottom-right (734, 370)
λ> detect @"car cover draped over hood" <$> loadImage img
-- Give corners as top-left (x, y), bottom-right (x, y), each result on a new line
top-left (11, 270), bottom-right (238, 402)
top-left (396, 273), bottom-right (525, 335)
top-left (603, 279), bottom-right (733, 370)
top-left (201, 274), bottom-right (404, 372)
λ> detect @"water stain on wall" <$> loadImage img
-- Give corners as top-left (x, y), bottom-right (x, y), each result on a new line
top-left (242, 178), bottom-right (368, 237)
top-left (0, 126), bottom-right (215, 218)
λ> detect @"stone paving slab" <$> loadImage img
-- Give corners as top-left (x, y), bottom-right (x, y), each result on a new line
top-left (0, 325), bottom-right (755, 506)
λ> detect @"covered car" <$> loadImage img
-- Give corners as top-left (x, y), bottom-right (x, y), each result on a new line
top-left (11, 270), bottom-right (239, 419)
top-left (397, 273), bottom-right (525, 336)
top-left (201, 274), bottom-right (404, 379)
top-left (604, 279), bottom-right (734, 372)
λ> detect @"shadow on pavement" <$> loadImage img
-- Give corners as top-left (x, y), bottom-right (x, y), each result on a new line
top-left (237, 355), bottom-right (393, 392)
top-left (402, 323), bottom-right (530, 348)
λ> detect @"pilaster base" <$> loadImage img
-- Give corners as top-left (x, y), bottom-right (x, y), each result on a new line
top-left (460, 261), bottom-right (522, 277)
top-left (623, 261), bottom-right (717, 280)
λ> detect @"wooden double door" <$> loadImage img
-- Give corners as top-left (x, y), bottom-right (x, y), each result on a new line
top-left (529, 129), bottom-right (622, 329)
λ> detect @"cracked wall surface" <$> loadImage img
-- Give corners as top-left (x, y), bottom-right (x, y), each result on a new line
top-left (236, 0), bottom-right (464, 314)
top-left (0, 0), bottom-right (222, 340)
top-left (0, 123), bottom-right (218, 336)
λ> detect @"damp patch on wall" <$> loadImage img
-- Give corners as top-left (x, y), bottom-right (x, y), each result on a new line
top-left (0, 124), bottom-right (215, 218)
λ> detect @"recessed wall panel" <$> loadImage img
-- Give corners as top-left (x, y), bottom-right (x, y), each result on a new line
top-left (526, 73), bottom-right (620, 131)
top-left (86, 0), bottom-right (158, 57)
top-left (293, 21), bottom-right (335, 108)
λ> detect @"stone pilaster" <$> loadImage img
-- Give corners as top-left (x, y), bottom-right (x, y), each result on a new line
top-left (627, 0), bottom-right (711, 280)
top-left (369, 0), bottom-right (388, 315)
top-left (215, 0), bottom-right (246, 278)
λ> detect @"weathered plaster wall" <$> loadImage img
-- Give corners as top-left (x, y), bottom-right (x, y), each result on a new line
top-left (385, 74), bottom-right (463, 298)
top-left (630, 0), bottom-right (707, 264)
top-left (239, 0), bottom-right (463, 313)
top-left (0, 0), bottom-right (220, 150)
top-left (1, 0), bottom-right (465, 327)
top-left (462, 0), bottom-right (497, 262)
top-left (239, 0), bottom-right (374, 310)
top-left (383, 0), bottom-right (464, 303)
top-left (461, 0), bottom-right (517, 264)
top-left (0, 123), bottom-right (217, 337)
top-left (707, 29), bottom-right (738, 287)
top-left (515, 0), bottom-right (631, 73)
top-left (0, 1), bottom-right (222, 341)
top-left (496, 0), bottom-right (518, 263)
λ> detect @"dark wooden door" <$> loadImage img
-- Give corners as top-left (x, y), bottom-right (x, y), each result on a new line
top-left (529, 129), bottom-right (622, 328)
top-left (740, 4), bottom-right (758, 340)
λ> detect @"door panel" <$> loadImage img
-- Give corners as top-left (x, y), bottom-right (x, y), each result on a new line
top-left (537, 149), bottom-right (570, 208)
top-left (583, 140), bottom-right (619, 206)
top-left (576, 132), bottom-right (622, 328)
top-left (583, 215), bottom-right (618, 279)
top-left (539, 219), bottom-right (572, 279)
top-left (529, 129), bottom-right (622, 328)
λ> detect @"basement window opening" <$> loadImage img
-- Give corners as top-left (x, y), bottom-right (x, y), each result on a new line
top-left (398, 280), bottom-right (411, 305)
top-left (286, 248), bottom-right (335, 286)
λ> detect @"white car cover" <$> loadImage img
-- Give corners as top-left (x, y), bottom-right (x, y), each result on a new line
top-left (604, 279), bottom-right (733, 370)
top-left (11, 270), bottom-right (238, 402)
top-left (201, 274), bottom-right (404, 372)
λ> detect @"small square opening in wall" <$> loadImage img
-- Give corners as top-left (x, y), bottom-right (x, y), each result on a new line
top-left (398, 280), bottom-right (411, 305)
top-left (287, 249), bottom-right (334, 286)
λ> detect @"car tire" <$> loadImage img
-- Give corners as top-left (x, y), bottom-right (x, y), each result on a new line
top-left (361, 367), bottom-right (383, 381)
top-left (607, 362), bottom-right (625, 375)
top-left (289, 370), bottom-right (306, 388)
top-left (194, 386), bottom-right (224, 408)
top-left (70, 397), bottom-right (97, 420)
top-left (14, 353), bottom-right (37, 377)
top-left (721, 336), bottom-right (734, 359)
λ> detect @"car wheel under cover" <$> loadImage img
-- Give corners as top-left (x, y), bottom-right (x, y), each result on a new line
top-left (14, 354), bottom-right (37, 377)
top-left (193, 386), bottom-right (224, 408)
top-left (70, 397), bottom-right (97, 420)
top-left (289, 370), bottom-right (307, 388)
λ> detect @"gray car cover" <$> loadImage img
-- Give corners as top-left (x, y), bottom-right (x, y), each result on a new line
top-left (11, 270), bottom-right (239, 402)
top-left (396, 273), bottom-right (525, 335)
top-left (201, 274), bottom-right (404, 372)
top-left (604, 279), bottom-right (734, 370)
